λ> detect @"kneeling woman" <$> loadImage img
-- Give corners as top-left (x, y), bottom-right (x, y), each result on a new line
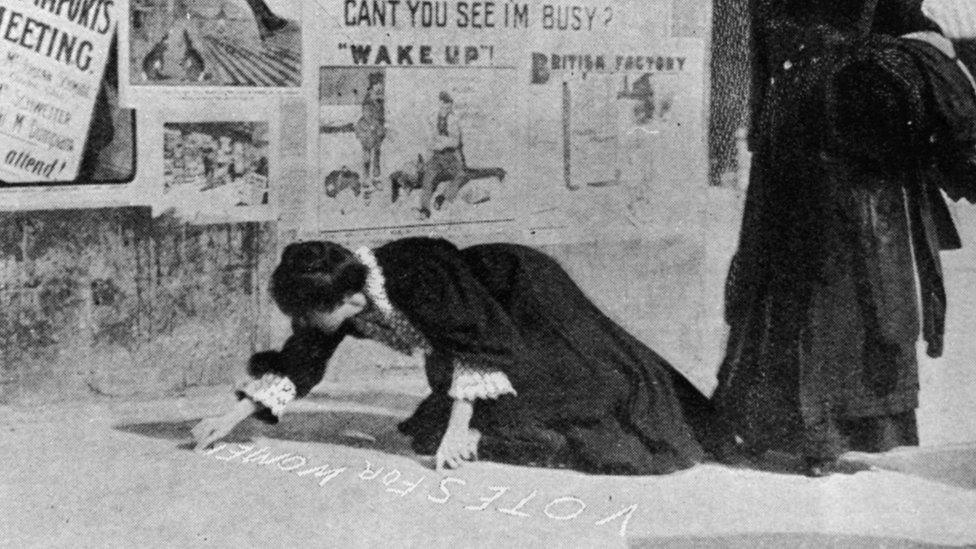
top-left (193, 237), bottom-right (711, 474)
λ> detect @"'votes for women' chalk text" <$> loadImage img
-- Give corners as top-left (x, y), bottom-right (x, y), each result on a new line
top-left (204, 443), bottom-right (640, 537)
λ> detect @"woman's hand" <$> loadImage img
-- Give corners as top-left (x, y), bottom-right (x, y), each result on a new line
top-left (191, 398), bottom-right (258, 451)
top-left (435, 398), bottom-right (478, 471)
top-left (435, 427), bottom-right (480, 472)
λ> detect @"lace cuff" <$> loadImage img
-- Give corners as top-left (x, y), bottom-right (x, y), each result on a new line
top-left (448, 361), bottom-right (517, 401)
top-left (236, 373), bottom-right (297, 419)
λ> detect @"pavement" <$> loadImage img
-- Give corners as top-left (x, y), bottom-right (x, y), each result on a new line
top-left (2, 380), bottom-right (976, 548)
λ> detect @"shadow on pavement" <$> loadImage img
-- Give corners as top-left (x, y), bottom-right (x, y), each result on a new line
top-left (115, 409), bottom-right (419, 458)
top-left (708, 450), bottom-right (878, 479)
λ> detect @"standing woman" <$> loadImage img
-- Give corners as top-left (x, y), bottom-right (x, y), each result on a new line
top-left (715, 0), bottom-right (976, 476)
top-left (193, 237), bottom-right (712, 474)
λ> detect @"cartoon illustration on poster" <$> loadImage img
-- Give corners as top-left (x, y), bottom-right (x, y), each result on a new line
top-left (316, 64), bottom-right (521, 235)
top-left (0, 0), bottom-right (120, 184)
top-left (124, 0), bottom-right (301, 92)
top-left (309, 0), bottom-right (706, 241)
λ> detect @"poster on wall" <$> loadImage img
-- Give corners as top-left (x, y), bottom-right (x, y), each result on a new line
top-left (0, 0), bottom-right (121, 184)
top-left (118, 0), bottom-right (303, 106)
top-left (316, 65), bottom-right (520, 241)
top-left (523, 44), bottom-right (707, 242)
top-left (308, 0), bottom-right (708, 243)
top-left (312, 0), bottom-right (533, 242)
top-left (148, 103), bottom-right (280, 223)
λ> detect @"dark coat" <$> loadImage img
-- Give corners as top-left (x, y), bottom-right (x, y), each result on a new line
top-left (249, 237), bottom-right (710, 474)
top-left (716, 30), bottom-right (976, 457)
top-left (746, 0), bottom-right (943, 150)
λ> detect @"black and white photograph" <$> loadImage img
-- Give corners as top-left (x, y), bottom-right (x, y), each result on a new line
top-left (6, 0), bottom-right (976, 547)
top-left (125, 0), bottom-right (301, 88)
top-left (158, 119), bottom-right (275, 221)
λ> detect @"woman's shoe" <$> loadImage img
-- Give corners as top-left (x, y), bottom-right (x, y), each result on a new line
top-left (804, 457), bottom-right (838, 477)
top-left (711, 437), bottom-right (764, 467)
top-left (804, 456), bottom-right (877, 477)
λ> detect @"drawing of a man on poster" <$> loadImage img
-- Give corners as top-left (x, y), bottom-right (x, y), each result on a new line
top-left (417, 92), bottom-right (467, 219)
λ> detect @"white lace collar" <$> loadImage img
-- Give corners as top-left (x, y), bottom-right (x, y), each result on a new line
top-left (353, 246), bottom-right (394, 316)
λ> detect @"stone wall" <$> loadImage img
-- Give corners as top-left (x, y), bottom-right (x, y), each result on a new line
top-left (0, 207), bottom-right (276, 404)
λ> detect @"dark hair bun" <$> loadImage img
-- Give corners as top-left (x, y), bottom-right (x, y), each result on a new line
top-left (271, 241), bottom-right (368, 316)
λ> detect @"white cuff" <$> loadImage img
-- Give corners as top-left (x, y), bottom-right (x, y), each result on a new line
top-left (354, 246), bottom-right (394, 316)
top-left (239, 374), bottom-right (297, 418)
top-left (448, 361), bottom-right (517, 401)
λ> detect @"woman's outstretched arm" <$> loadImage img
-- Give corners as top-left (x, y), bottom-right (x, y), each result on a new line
top-left (191, 324), bottom-right (349, 450)
top-left (192, 397), bottom-right (261, 451)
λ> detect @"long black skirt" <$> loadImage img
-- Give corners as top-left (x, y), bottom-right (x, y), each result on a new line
top-left (398, 244), bottom-right (714, 475)
top-left (715, 269), bottom-right (921, 460)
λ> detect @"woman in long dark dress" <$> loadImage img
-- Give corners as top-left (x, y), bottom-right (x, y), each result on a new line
top-left (715, 0), bottom-right (976, 476)
top-left (193, 237), bottom-right (712, 474)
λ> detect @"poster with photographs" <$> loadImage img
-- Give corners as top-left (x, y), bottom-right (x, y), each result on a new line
top-left (118, 0), bottom-right (303, 105)
top-left (150, 106), bottom-right (279, 223)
